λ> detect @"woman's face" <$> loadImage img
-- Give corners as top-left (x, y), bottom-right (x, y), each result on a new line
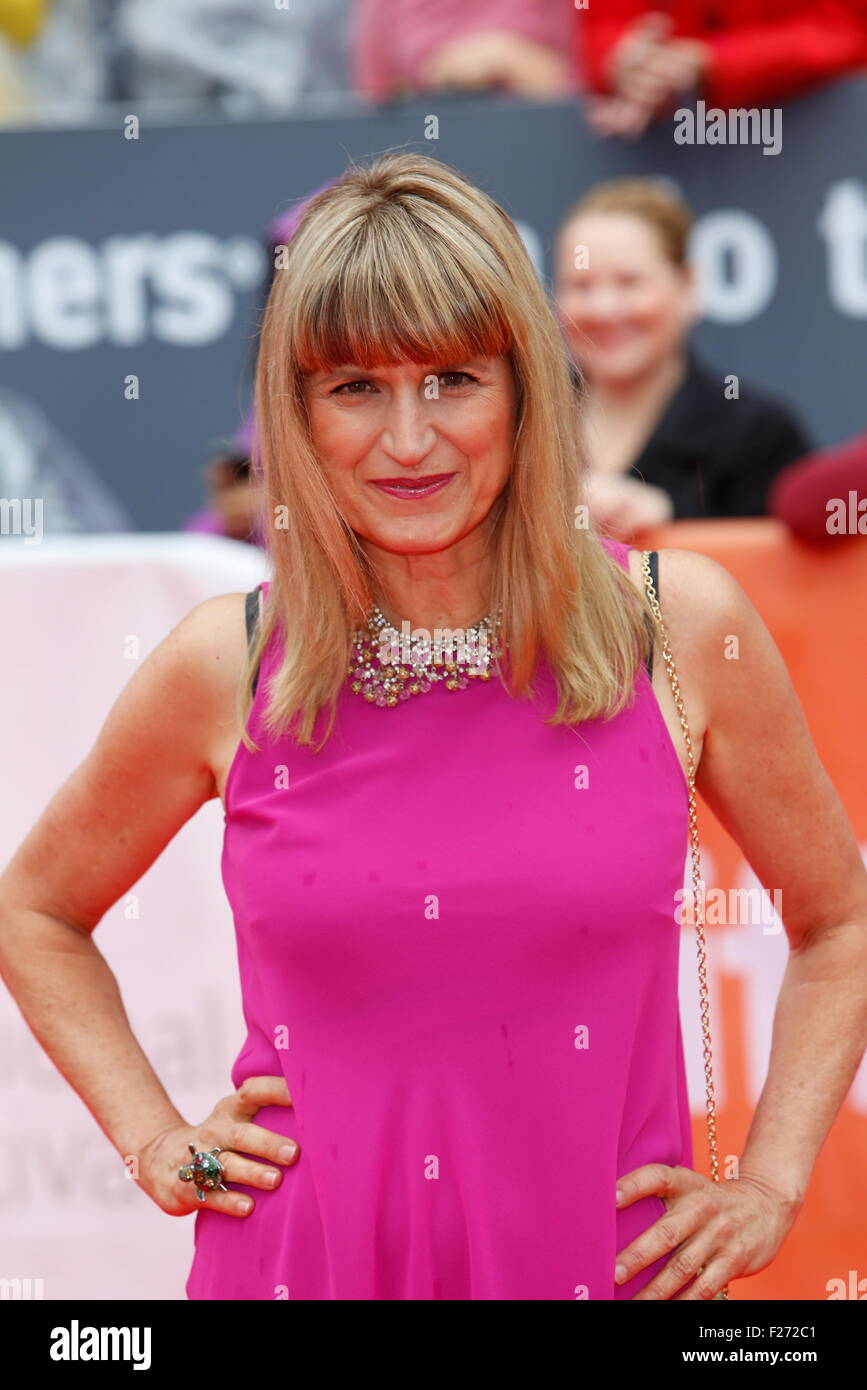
top-left (302, 355), bottom-right (516, 557)
top-left (554, 211), bottom-right (696, 386)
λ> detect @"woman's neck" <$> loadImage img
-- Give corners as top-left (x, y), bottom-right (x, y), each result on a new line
top-left (584, 351), bottom-right (687, 472)
top-left (363, 530), bottom-right (495, 634)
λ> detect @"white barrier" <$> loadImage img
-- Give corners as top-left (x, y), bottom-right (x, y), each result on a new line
top-left (0, 534), bottom-right (268, 1300)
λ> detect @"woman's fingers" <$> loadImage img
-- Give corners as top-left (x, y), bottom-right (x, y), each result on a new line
top-left (614, 1163), bottom-right (740, 1298)
top-left (615, 1196), bottom-right (705, 1288)
top-left (217, 1149), bottom-right (286, 1191)
top-left (180, 1182), bottom-right (257, 1219)
top-left (174, 1075), bottom-right (301, 1217)
top-left (233, 1074), bottom-right (294, 1115)
top-left (629, 1227), bottom-right (718, 1299)
top-left (671, 1251), bottom-right (732, 1301)
top-left (215, 1118), bottom-right (300, 1168)
top-left (225, 1076), bottom-right (301, 1167)
top-left (173, 1135), bottom-right (294, 1218)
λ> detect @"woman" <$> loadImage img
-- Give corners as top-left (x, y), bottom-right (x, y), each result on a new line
top-left (553, 178), bottom-right (813, 535)
top-left (183, 416), bottom-right (265, 547)
top-left (1, 154), bottom-right (865, 1301)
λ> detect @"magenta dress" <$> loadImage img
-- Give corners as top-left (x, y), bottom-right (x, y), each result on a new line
top-left (185, 536), bottom-right (693, 1300)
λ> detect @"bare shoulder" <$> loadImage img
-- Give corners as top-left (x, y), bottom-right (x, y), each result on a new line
top-left (624, 541), bottom-right (816, 790)
top-left (625, 545), bottom-right (747, 641)
top-left (159, 590), bottom-right (250, 775)
top-left (653, 547), bottom-right (752, 656)
top-left (134, 589), bottom-right (247, 720)
top-left (621, 543), bottom-right (776, 782)
top-left (651, 547), bottom-right (789, 718)
top-left (168, 590), bottom-right (249, 698)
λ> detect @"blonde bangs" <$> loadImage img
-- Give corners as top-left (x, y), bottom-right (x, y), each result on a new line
top-left (286, 206), bottom-right (515, 376)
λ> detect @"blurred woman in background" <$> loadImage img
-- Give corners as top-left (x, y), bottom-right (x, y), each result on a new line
top-left (183, 179), bottom-right (338, 547)
top-left (184, 416), bottom-right (264, 547)
top-left (554, 178), bottom-right (812, 537)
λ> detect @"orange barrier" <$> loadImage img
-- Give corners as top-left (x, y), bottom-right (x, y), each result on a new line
top-left (640, 519), bottom-right (867, 1300)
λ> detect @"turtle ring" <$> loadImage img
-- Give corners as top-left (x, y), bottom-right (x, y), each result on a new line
top-left (178, 1143), bottom-right (230, 1202)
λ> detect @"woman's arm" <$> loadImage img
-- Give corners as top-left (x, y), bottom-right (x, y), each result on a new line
top-left (615, 547), bottom-right (867, 1297)
top-left (0, 591), bottom-right (247, 1162)
top-left (668, 548), bottom-right (867, 1202)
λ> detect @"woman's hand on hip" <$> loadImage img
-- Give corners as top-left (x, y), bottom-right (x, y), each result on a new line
top-left (614, 1162), bottom-right (802, 1299)
top-left (136, 1074), bottom-right (300, 1218)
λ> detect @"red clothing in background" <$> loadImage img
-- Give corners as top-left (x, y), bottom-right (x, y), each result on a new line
top-left (769, 433), bottom-right (867, 544)
top-left (576, 1), bottom-right (867, 109)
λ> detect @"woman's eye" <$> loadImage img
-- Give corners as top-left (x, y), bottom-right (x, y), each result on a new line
top-left (332, 380), bottom-right (373, 395)
top-left (438, 371), bottom-right (477, 388)
top-left (331, 372), bottom-right (477, 396)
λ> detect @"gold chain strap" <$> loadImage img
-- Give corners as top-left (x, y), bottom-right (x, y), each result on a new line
top-left (641, 550), bottom-right (730, 1301)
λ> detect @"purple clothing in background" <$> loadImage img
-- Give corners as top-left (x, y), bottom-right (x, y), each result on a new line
top-left (183, 505), bottom-right (266, 549)
top-left (268, 178), bottom-right (342, 250)
top-left (184, 507), bottom-right (226, 536)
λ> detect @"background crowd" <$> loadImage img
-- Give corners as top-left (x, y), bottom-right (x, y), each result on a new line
top-left (2, 0), bottom-right (867, 547)
top-left (3, 1), bottom-right (867, 123)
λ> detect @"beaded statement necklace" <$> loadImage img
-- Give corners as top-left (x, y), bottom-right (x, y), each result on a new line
top-left (348, 604), bottom-right (504, 707)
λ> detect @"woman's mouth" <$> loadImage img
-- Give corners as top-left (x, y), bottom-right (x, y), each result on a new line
top-left (589, 325), bottom-right (640, 349)
top-left (368, 474), bottom-right (455, 500)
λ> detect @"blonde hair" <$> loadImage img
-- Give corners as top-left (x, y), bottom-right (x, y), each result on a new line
top-left (561, 177), bottom-right (693, 267)
top-left (238, 152), bottom-right (654, 752)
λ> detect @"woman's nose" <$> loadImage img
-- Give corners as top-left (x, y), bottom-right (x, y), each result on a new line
top-left (379, 393), bottom-right (438, 466)
top-left (581, 287), bottom-right (626, 321)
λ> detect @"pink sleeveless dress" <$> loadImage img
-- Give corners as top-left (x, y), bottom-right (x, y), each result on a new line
top-left (185, 536), bottom-right (693, 1300)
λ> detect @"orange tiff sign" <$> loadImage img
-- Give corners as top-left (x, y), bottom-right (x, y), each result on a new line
top-left (642, 518), bottom-right (867, 1301)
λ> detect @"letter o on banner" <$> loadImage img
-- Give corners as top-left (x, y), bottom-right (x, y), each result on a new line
top-left (690, 210), bottom-right (778, 323)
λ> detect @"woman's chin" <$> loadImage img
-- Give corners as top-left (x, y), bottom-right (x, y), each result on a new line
top-left (353, 514), bottom-right (465, 555)
top-left (581, 345), bottom-right (666, 384)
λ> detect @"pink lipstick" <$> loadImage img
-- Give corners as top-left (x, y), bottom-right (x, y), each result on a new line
top-left (369, 473), bottom-right (455, 500)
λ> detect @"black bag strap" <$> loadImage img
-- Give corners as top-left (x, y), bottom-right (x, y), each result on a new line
top-left (245, 584), bottom-right (263, 697)
top-left (642, 550), bottom-right (659, 680)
